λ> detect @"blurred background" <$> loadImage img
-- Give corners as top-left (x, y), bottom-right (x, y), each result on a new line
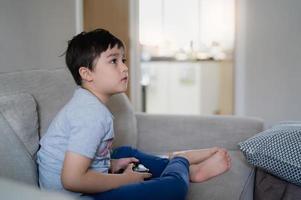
top-left (0, 0), bottom-right (300, 126)
top-left (139, 0), bottom-right (234, 115)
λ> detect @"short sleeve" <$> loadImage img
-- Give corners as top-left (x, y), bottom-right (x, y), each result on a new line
top-left (66, 104), bottom-right (110, 159)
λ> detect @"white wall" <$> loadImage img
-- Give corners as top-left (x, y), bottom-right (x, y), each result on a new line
top-left (236, 0), bottom-right (301, 127)
top-left (0, 0), bottom-right (79, 73)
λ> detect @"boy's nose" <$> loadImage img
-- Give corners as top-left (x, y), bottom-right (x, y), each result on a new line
top-left (121, 63), bottom-right (128, 72)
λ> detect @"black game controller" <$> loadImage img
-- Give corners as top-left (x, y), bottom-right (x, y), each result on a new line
top-left (132, 163), bottom-right (149, 173)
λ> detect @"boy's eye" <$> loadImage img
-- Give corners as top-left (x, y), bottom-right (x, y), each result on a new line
top-left (122, 58), bottom-right (127, 63)
top-left (110, 59), bottom-right (117, 64)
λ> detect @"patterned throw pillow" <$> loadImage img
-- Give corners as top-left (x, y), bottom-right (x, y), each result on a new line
top-left (239, 123), bottom-right (301, 186)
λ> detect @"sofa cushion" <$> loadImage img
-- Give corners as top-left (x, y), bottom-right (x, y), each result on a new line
top-left (107, 93), bottom-right (138, 147)
top-left (0, 93), bottom-right (39, 156)
top-left (0, 69), bottom-right (76, 138)
top-left (187, 151), bottom-right (254, 200)
top-left (0, 111), bottom-right (38, 186)
top-left (136, 114), bottom-right (264, 152)
top-left (0, 178), bottom-right (74, 200)
top-left (239, 123), bottom-right (301, 186)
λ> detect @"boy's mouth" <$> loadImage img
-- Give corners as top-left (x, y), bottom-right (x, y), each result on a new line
top-left (121, 76), bottom-right (128, 82)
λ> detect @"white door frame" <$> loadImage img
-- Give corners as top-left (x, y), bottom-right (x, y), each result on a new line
top-left (129, 0), bottom-right (142, 112)
top-left (75, 0), bottom-right (83, 34)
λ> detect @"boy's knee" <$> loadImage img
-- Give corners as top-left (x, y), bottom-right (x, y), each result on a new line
top-left (111, 146), bottom-right (134, 159)
top-left (173, 178), bottom-right (189, 200)
top-left (163, 174), bottom-right (189, 200)
top-left (173, 175), bottom-right (189, 199)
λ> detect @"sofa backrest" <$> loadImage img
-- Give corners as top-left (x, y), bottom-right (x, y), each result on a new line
top-left (0, 69), bottom-right (76, 137)
top-left (0, 68), bottom-right (138, 185)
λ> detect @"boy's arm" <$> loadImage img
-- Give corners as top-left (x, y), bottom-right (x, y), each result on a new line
top-left (61, 151), bottom-right (151, 193)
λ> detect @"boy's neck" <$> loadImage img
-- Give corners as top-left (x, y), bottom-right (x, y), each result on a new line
top-left (81, 84), bottom-right (111, 104)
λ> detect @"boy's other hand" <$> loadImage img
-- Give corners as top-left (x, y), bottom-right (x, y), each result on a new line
top-left (124, 163), bottom-right (152, 183)
top-left (111, 157), bottom-right (139, 174)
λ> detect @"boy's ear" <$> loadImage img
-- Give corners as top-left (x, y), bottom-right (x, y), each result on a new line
top-left (79, 67), bottom-right (93, 82)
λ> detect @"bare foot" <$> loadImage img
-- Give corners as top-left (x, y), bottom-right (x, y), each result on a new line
top-left (189, 149), bottom-right (231, 183)
top-left (170, 147), bottom-right (219, 165)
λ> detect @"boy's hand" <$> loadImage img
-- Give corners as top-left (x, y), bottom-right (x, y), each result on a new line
top-left (123, 163), bottom-right (152, 183)
top-left (111, 157), bottom-right (139, 174)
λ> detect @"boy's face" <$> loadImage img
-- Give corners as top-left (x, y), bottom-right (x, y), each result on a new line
top-left (85, 45), bottom-right (128, 99)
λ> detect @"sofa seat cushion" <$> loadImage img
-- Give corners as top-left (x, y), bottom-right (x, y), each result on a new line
top-left (0, 178), bottom-right (74, 200)
top-left (187, 150), bottom-right (254, 200)
top-left (0, 93), bottom-right (38, 186)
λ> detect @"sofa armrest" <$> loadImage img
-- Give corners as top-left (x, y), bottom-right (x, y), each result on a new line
top-left (135, 113), bottom-right (264, 153)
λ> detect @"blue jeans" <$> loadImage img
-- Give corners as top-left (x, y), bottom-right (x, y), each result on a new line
top-left (83, 146), bottom-right (189, 200)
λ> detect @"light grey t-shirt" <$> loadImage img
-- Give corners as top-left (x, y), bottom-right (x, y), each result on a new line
top-left (37, 87), bottom-right (114, 195)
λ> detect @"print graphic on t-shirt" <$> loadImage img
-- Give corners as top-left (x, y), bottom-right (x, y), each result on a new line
top-left (97, 138), bottom-right (113, 157)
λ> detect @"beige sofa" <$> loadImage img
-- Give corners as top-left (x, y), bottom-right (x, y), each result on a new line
top-left (0, 68), bottom-right (263, 199)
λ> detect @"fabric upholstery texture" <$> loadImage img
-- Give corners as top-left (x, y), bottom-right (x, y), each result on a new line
top-left (0, 93), bottom-right (39, 156)
top-left (0, 178), bottom-right (74, 200)
top-left (107, 93), bottom-right (138, 148)
top-left (239, 123), bottom-right (301, 186)
top-left (0, 112), bottom-right (38, 186)
top-left (0, 69), bottom-right (76, 137)
top-left (136, 113), bottom-right (264, 152)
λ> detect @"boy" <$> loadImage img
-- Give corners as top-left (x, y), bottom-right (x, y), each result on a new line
top-left (37, 29), bottom-right (231, 200)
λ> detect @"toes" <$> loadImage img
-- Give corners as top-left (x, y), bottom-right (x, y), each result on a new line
top-left (227, 157), bottom-right (232, 169)
top-left (212, 147), bottom-right (219, 153)
top-left (216, 148), bottom-right (223, 153)
top-left (217, 149), bottom-right (227, 155)
top-left (228, 162), bottom-right (231, 170)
